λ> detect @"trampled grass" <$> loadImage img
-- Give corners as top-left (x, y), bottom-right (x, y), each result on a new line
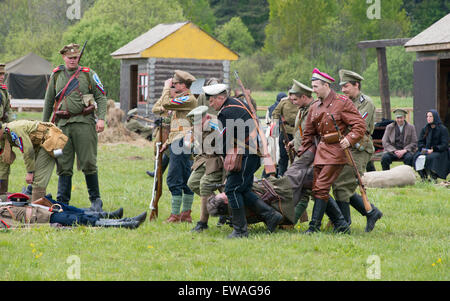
top-left (1, 140), bottom-right (448, 281)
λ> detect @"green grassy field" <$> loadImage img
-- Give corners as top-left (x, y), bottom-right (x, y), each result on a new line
top-left (1, 106), bottom-right (448, 282)
top-left (1, 127), bottom-right (448, 281)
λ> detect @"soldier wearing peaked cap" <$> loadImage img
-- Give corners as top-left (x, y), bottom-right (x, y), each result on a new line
top-left (330, 69), bottom-right (383, 232)
top-left (381, 108), bottom-right (417, 171)
top-left (196, 78), bottom-right (221, 115)
top-left (284, 80), bottom-right (317, 224)
top-left (186, 105), bottom-right (225, 232)
top-left (43, 43), bottom-right (107, 212)
top-left (0, 64), bottom-right (14, 197)
top-left (271, 80), bottom-right (301, 177)
top-left (159, 70), bottom-right (198, 223)
top-left (205, 84), bottom-right (283, 238)
top-left (298, 68), bottom-right (366, 234)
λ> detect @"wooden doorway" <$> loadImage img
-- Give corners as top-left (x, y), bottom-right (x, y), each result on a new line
top-left (130, 65), bottom-right (138, 110)
top-left (439, 59), bottom-right (450, 129)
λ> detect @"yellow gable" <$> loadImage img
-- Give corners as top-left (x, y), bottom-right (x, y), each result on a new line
top-left (140, 23), bottom-right (238, 61)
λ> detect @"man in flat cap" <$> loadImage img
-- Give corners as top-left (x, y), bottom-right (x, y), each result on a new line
top-left (271, 81), bottom-right (301, 176)
top-left (205, 83), bottom-right (283, 238)
top-left (186, 105), bottom-right (225, 232)
top-left (284, 80), bottom-right (316, 224)
top-left (330, 69), bottom-right (382, 232)
top-left (43, 43), bottom-right (107, 212)
top-left (0, 63), bottom-right (14, 196)
top-left (158, 70), bottom-right (198, 223)
top-left (298, 68), bottom-right (366, 234)
top-left (381, 108), bottom-right (417, 171)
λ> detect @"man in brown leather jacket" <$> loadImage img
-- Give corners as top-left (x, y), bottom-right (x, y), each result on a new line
top-left (298, 68), bottom-right (366, 234)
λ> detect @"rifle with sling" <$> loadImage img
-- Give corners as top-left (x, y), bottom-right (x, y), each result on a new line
top-left (233, 71), bottom-right (276, 175)
top-left (280, 116), bottom-right (295, 164)
top-left (330, 114), bottom-right (372, 212)
top-left (149, 117), bottom-right (164, 221)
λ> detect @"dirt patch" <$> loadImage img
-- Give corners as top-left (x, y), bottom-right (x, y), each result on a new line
top-left (98, 100), bottom-right (151, 148)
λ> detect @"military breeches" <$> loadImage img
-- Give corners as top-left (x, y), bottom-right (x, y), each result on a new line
top-left (225, 154), bottom-right (261, 209)
top-left (56, 122), bottom-right (98, 176)
top-left (332, 150), bottom-right (371, 202)
top-left (0, 147), bottom-right (55, 189)
top-left (312, 164), bottom-right (344, 200)
top-left (167, 139), bottom-right (193, 196)
top-left (187, 164), bottom-right (224, 197)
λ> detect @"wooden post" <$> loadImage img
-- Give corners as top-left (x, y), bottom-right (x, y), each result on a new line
top-left (376, 47), bottom-right (391, 120)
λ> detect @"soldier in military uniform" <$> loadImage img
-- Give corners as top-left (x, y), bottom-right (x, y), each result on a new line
top-left (284, 80), bottom-right (316, 224)
top-left (43, 43), bottom-right (107, 212)
top-left (186, 106), bottom-right (225, 232)
top-left (330, 70), bottom-right (383, 232)
top-left (299, 68), bottom-right (366, 234)
top-left (125, 112), bottom-right (153, 141)
top-left (0, 64), bottom-right (14, 196)
top-left (205, 84), bottom-right (283, 238)
top-left (158, 70), bottom-right (198, 223)
top-left (196, 78), bottom-right (220, 115)
top-left (271, 87), bottom-right (300, 176)
top-left (0, 120), bottom-right (68, 201)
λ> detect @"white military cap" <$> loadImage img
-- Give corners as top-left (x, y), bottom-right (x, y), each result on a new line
top-left (202, 84), bottom-right (228, 96)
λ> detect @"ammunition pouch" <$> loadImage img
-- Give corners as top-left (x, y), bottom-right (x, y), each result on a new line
top-left (322, 132), bottom-right (340, 144)
top-left (40, 125), bottom-right (69, 157)
top-left (224, 148), bottom-right (243, 172)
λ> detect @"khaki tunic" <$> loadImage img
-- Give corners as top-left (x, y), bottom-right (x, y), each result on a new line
top-left (159, 87), bottom-right (197, 145)
top-left (0, 205), bottom-right (53, 228)
top-left (0, 120), bottom-right (58, 189)
top-left (272, 97), bottom-right (299, 135)
top-left (332, 93), bottom-right (376, 201)
top-left (0, 85), bottom-right (13, 123)
top-left (293, 100), bottom-right (317, 152)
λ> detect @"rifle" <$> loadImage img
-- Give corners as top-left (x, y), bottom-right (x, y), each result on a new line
top-left (280, 116), bottom-right (295, 164)
top-left (330, 114), bottom-right (372, 212)
top-left (127, 108), bottom-right (154, 123)
top-left (149, 117), bottom-right (163, 221)
top-left (233, 71), bottom-right (276, 175)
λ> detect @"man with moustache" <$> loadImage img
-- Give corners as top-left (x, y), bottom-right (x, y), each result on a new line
top-left (298, 68), bottom-right (366, 234)
top-left (43, 43), bottom-right (107, 212)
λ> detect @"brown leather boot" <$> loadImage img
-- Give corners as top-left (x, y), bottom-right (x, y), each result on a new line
top-left (180, 210), bottom-right (192, 223)
top-left (0, 179), bottom-right (9, 200)
top-left (165, 213), bottom-right (181, 223)
top-left (32, 187), bottom-right (46, 202)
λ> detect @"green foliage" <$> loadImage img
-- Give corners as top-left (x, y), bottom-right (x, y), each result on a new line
top-left (403, 0), bottom-right (450, 36)
top-left (209, 0), bottom-right (269, 48)
top-left (215, 17), bottom-right (255, 56)
top-left (177, 0), bottom-right (217, 34)
top-left (363, 47), bottom-right (416, 96)
top-left (60, 0), bottom-right (185, 101)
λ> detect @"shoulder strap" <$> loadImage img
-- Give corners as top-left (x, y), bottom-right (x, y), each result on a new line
top-left (51, 67), bottom-right (82, 123)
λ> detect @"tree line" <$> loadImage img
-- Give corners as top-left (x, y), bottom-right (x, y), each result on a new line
top-left (0, 0), bottom-right (448, 101)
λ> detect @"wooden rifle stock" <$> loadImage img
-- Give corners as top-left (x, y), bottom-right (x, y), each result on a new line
top-left (233, 71), bottom-right (276, 175)
top-left (330, 115), bottom-right (372, 212)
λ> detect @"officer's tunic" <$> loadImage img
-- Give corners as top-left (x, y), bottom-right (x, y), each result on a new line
top-left (159, 87), bottom-right (197, 196)
top-left (332, 93), bottom-right (376, 201)
top-left (299, 90), bottom-right (366, 200)
top-left (0, 84), bottom-right (13, 123)
top-left (43, 66), bottom-right (107, 176)
top-left (0, 120), bottom-right (57, 190)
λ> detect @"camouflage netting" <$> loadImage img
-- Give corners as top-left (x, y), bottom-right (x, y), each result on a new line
top-left (98, 100), bottom-right (150, 147)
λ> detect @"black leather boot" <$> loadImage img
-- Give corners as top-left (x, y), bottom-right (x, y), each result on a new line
top-left (349, 193), bottom-right (383, 232)
top-left (248, 199), bottom-right (283, 233)
top-left (86, 208), bottom-right (124, 219)
top-left (95, 211), bottom-right (147, 229)
top-left (191, 221), bottom-right (208, 233)
top-left (337, 200), bottom-right (351, 225)
top-left (57, 175), bottom-right (72, 205)
top-left (85, 173), bottom-right (103, 212)
top-left (325, 197), bottom-right (351, 234)
top-left (228, 207), bottom-right (248, 238)
top-left (304, 198), bottom-right (328, 234)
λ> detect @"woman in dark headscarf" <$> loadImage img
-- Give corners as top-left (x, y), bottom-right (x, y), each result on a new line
top-left (413, 109), bottom-right (449, 180)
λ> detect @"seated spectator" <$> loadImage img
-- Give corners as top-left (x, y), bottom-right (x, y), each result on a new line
top-left (381, 109), bottom-right (417, 170)
top-left (413, 110), bottom-right (450, 181)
